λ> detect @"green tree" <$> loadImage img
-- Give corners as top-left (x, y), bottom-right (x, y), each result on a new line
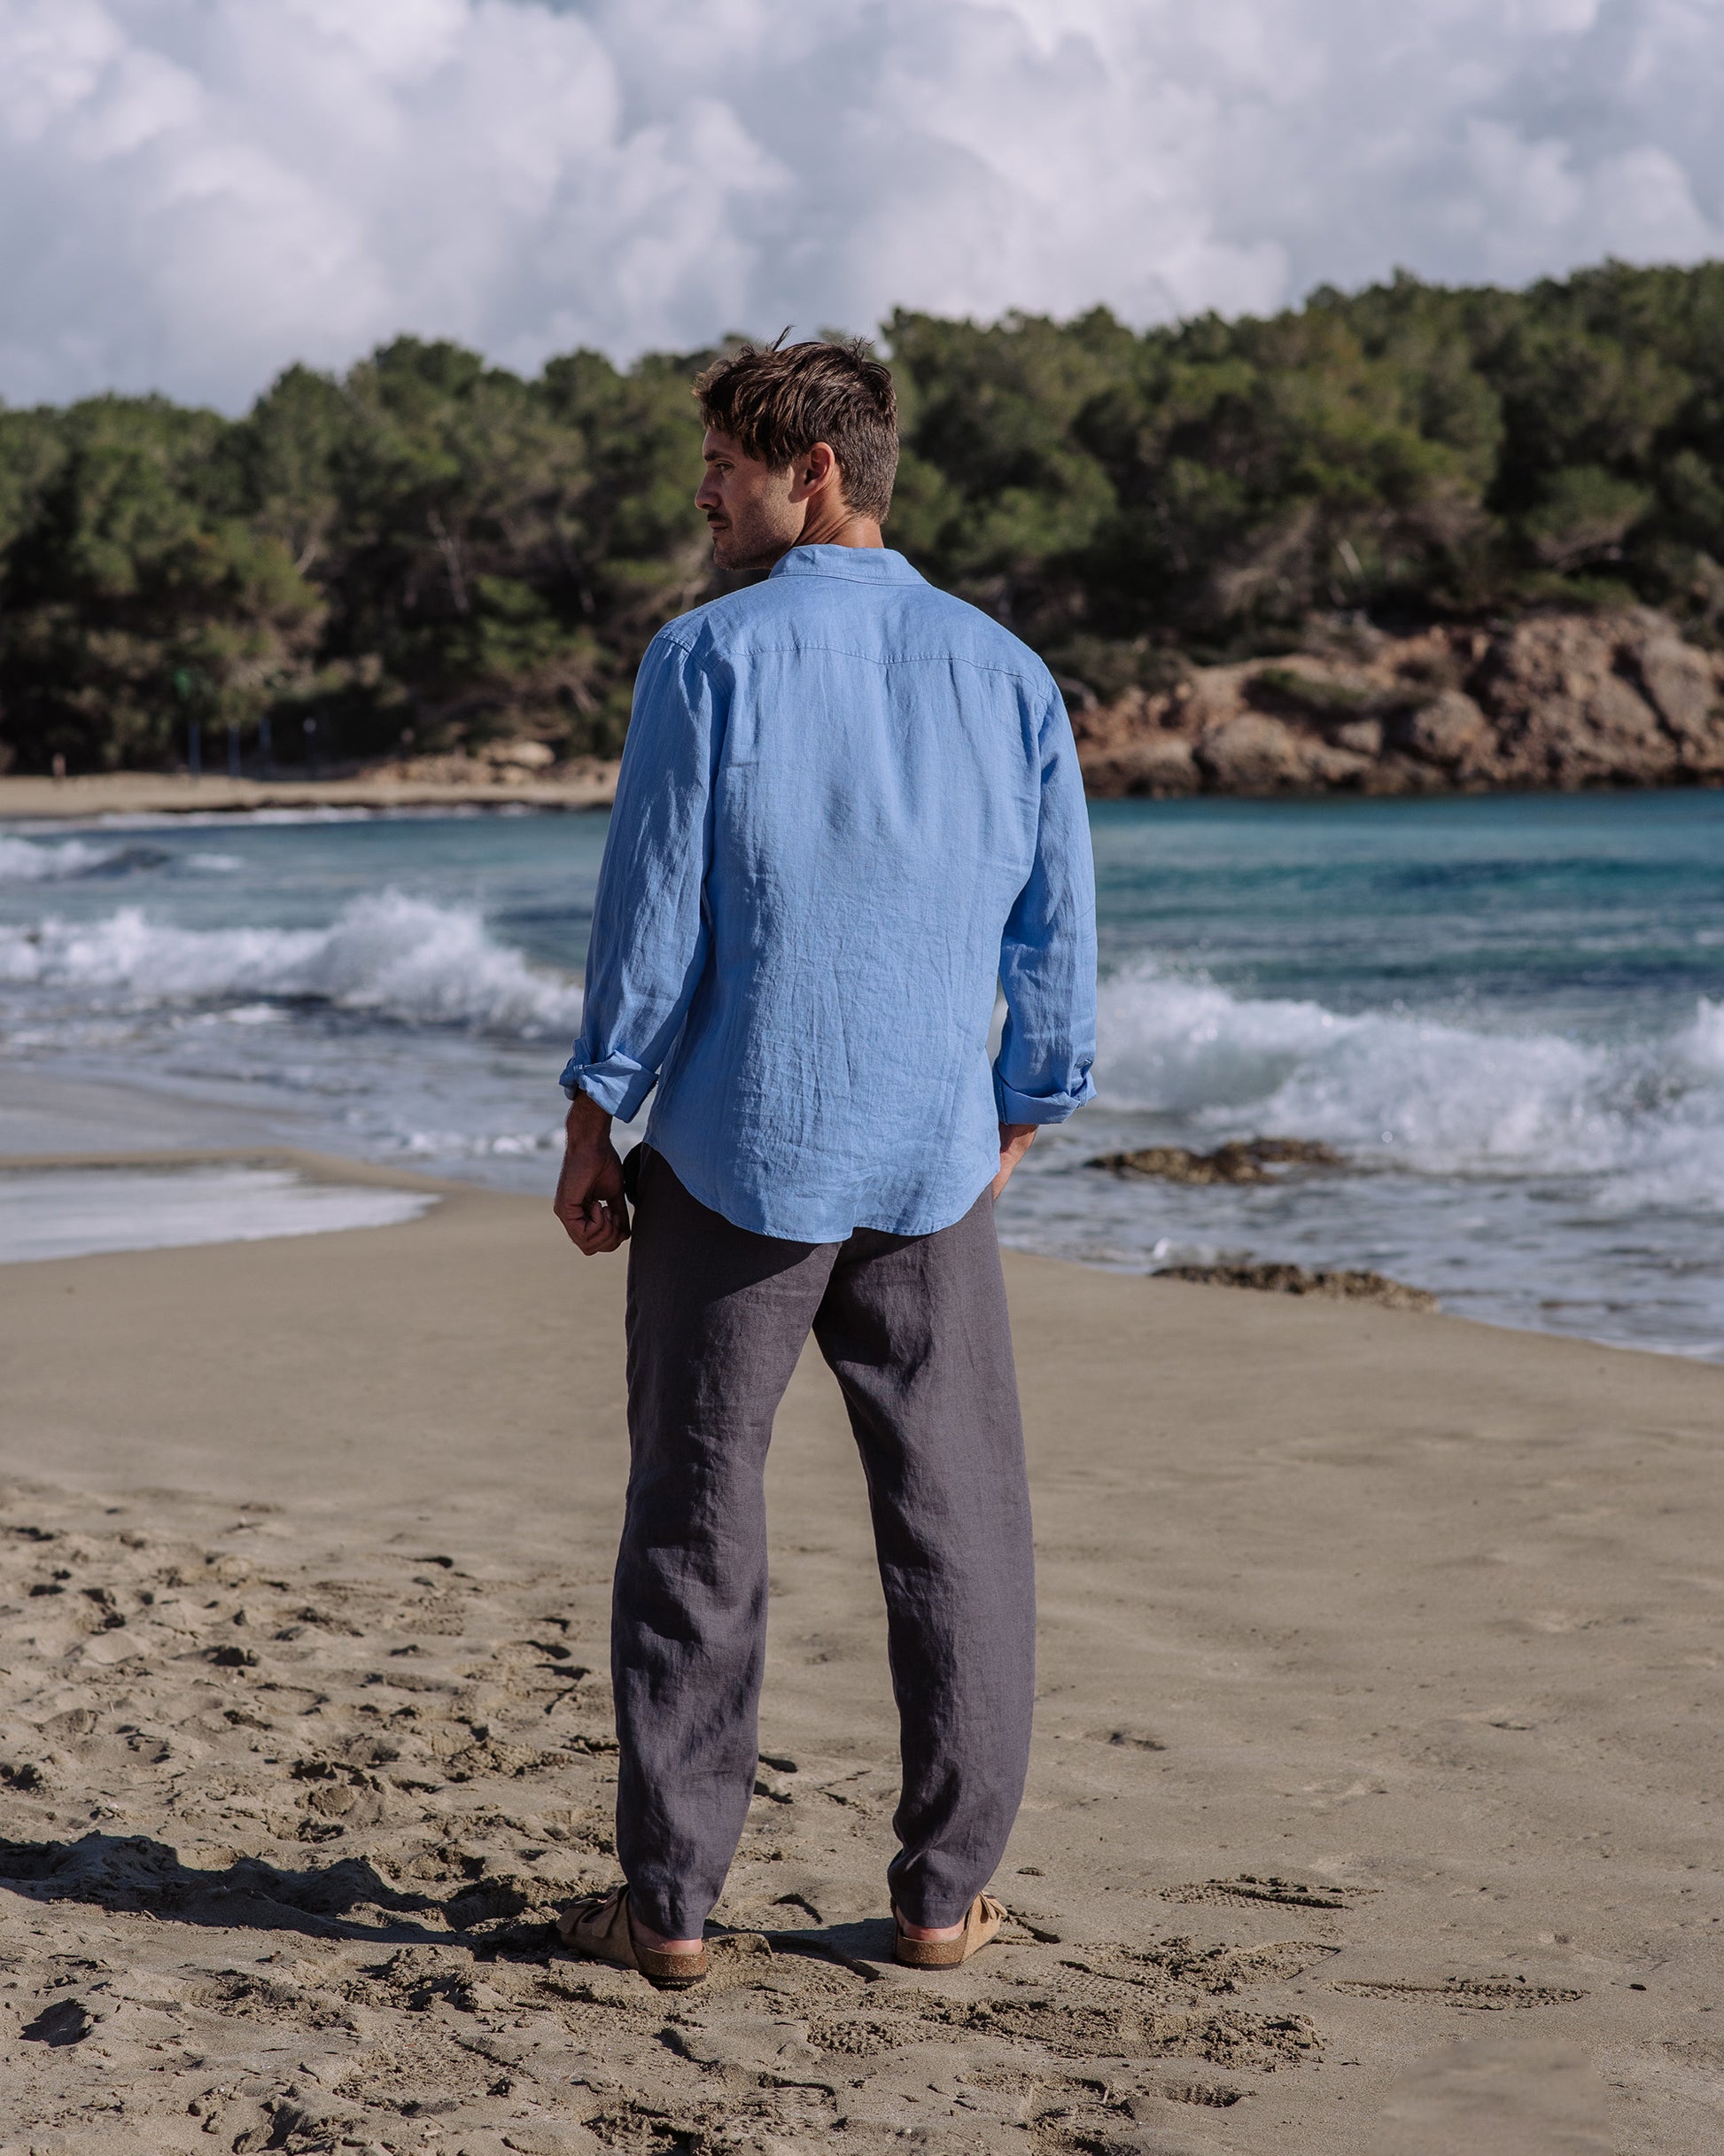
top-left (6, 261), bottom-right (1724, 773)
top-left (0, 397), bottom-right (322, 770)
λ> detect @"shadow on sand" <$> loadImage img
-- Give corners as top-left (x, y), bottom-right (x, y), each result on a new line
top-left (0, 1833), bottom-right (903, 1975)
top-left (0, 1832), bottom-right (457, 1946)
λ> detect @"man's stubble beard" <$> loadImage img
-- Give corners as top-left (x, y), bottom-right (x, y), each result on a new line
top-left (710, 502), bottom-right (799, 574)
top-left (711, 532), bottom-right (774, 574)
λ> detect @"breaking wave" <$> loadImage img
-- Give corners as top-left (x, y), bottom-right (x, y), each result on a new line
top-left (0, 835), bottom-right (237, 881)
top-left (10, 895), bottom-right (1723, 1213)
top-left (0, 890), bottom-right (583, 1037)
top-left (0, 835), bottom-right (136, 881)
top-left (1096, 961), bottom-right (1724, 1209)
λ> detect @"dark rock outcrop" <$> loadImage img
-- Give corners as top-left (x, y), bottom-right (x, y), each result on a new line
top-left (1153, 1263), bottom-right (1439, 1312)
top-left (1074, 608), bottom-right (1724, 796)
top-left (1091, 1138), bottom-right (1345, 1186)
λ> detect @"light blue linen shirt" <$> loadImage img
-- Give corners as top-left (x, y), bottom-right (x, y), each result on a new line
top-left (560, 544), bottom-right (1097, 1241)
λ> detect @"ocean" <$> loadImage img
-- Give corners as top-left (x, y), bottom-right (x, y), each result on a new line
top-left (3, 792), bottom-right (1721, 1358)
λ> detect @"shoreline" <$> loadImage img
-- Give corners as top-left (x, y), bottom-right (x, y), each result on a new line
top-left (5, 764), bottom-right (1724, 824)
top-left (0, 1140), bottom-right (1707, 1369)
top-left (0, 765), bottom-right (621, 821)
top-left (4, 1123), bottom-right (1720, 1369)
top-left (0, 1174), bottom-right (1714, 2148)
top-left (0, 1142), bottom-right (472, 1191)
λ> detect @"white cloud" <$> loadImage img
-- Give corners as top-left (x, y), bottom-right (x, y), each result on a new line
top-left (0, 0), bottom-right (1719, 409)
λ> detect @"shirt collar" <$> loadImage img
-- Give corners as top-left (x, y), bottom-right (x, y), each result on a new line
top-left (767, 544), bottom-right (925, 585)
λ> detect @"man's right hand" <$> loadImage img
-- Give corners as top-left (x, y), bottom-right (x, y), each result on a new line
top-left (552, 1091), bottom-right (630, 1255)
top-left (992, 1120), bottom-right (1037, 1201)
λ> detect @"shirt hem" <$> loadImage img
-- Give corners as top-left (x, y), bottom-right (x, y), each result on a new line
top-left (648, 1135), bottom-right (997, 1245)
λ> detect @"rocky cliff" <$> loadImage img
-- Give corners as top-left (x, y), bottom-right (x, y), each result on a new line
top-left (1072, 609), bottom-right (1724, 797)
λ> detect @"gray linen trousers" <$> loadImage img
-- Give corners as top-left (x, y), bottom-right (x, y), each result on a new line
top-left (613, 1146), bottom-right (1036, 1940)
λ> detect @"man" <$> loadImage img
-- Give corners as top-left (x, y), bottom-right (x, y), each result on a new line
top-left (552, 338), bottom-right (1096, 1989)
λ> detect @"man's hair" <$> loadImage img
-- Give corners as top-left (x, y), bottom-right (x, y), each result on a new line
top-left (694, 337), bottom-right (898, 522)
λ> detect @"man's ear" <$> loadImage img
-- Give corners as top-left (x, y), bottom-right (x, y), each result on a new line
top-left (794, 441), bottom-right (839, 498)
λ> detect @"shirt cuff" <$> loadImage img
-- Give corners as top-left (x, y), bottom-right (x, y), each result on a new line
top-left (559, 1050), bottom-right (657, 1123)
top-left (993, 1067), bottom-right (1096, 1125)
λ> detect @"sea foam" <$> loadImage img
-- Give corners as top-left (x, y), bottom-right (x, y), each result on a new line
top-left (0, 1164), bottom-right (435, 1264)
top-left (1096, 961), bottom-right (1724, 1205)
top-left (0, 890), bottom-right (584, 1037)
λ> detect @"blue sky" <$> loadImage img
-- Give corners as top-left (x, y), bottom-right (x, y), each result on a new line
top-left (2, 0), bottom-right (1720, 409)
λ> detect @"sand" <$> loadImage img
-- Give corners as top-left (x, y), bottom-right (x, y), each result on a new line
top-left (0, 1155), bottom-right (1719, 2153)
top-left (0, 770), bottom-right (617, 822)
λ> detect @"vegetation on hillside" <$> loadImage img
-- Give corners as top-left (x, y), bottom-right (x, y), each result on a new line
top-left (4, 259), bottom-right (1724, 772)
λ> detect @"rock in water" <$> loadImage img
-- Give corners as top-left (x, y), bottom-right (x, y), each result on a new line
top-left (1246, 1138), bottom-right (1347, 1166)
top-left (1089, 1137), bottom-right (1345, 1184)
top-left (1153, 1262), bottom-right (1439, 1313)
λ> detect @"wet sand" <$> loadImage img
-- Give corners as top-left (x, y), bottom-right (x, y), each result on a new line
top-left (0, 1158), bottom-right (1718, 2152)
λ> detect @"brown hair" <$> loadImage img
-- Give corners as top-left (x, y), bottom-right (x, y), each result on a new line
top-left (694, 337), bottom-right (898, 521)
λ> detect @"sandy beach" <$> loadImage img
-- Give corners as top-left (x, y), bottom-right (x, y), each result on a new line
top-left (0, 770), bottom-right (620, 823)
top-left (0, 1157), bottom-right (1719, 2153)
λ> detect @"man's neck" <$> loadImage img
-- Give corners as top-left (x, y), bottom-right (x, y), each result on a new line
top-left (782, 504), bottom-right (885, 555)
top-left (728, 505), bottom-right (887, 575)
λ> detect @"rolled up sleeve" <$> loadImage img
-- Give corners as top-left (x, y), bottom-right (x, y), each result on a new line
top-left (559, 631), bottom-right (718, 1121)
top-left (993, 688), bottom-right (1098, 1125)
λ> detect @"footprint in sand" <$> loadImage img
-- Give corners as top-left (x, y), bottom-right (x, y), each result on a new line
top-left (1163, 1873), bottom-right (1378, 1910)
top-left (1332, 1973), bottom-right (1587, 2010)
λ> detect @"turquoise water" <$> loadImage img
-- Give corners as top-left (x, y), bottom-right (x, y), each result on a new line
top-left (3, 793), bottom-right (1721, 1356)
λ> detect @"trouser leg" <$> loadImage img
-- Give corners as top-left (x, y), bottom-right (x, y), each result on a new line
top-left (812, 1188), bottom-right (1036, 1929)
top-left (613, 1150), bottom-right (835, 1941)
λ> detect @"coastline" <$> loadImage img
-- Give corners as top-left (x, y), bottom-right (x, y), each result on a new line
top-left (6, 758), bottom-right (1722, 821)
top-left (0, 1164), bottom-right (1715, 2149)
top-left (4, 603), bottom-right (1722, 819)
